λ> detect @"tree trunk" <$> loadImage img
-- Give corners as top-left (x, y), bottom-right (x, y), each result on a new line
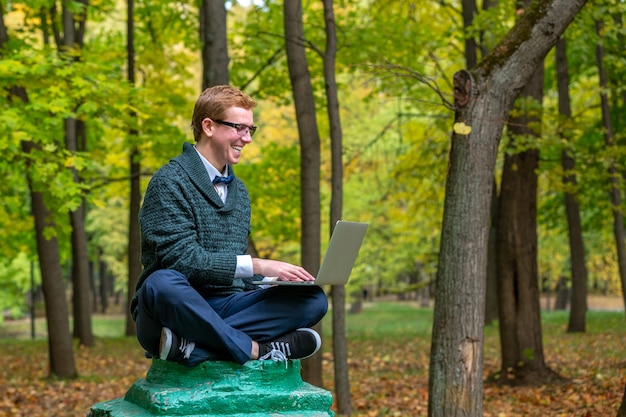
top-left (99, 254), bottom-right (109, 314)
top-left (496, 58), bottom-right (550, 380)
top-left (595, 19), bottom-right (626, 315)
top-left (125, 0), bottom-right (139, 336)
top-left (474, 0), bottom-right (499, 326)
top-left (69, 193), bottom-right (94, 346)
top-left (284, 0), bottom-right (323, 387)
top-left (428, 1), bottom-right (588, 415)
top-left (556, 36), bottom-right (588, 332)
top-left (553, 276), bottom-right (569, 311)
top-left (127, 147), bottom-right (141, 336)
top-left (485, 183), bottom-right (499, 325)
top-left (462, 0), bottom-right (478, 69)
top-left (322, 0), bottom-right (351, 412)
top-left (200, 0), bottom-right (229, 89)
top-left (66, 117), bottom-right (94, 346)
top-left (25, 139), bottom-right (78, 379)
top-left (60, 0), bottom-right (93, 347)
top-left (429, 69), bottom-right (492, 417)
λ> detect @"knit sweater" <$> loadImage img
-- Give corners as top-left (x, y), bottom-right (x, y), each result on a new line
top-left (130, 142), bottom-right (261, 320)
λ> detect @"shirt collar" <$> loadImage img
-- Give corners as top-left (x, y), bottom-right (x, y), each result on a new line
top-left (194, 146), bottom-right (228, 180)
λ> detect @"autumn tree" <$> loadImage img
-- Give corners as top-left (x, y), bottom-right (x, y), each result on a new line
top-left (0, 3), bottom-right (77, 378)
top-left (594, 16), bottom-right (626, 315)
top-left (556, 35), bottom-right (588, 333)
top-left (318, 0), bottom-right (352, 413)
top-left (496, 0), bottom-right (553, 382)
top-left (56, 0), bottom-right (95, 347)
top-left (428, 1), bottom-right (588, 416)
top-left (284, 0), bottom-right (323, 387)
top-left (125, 0), bottom-right (140, 337)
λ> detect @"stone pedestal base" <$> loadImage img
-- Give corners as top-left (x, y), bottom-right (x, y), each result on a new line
top-left (87, 359), bottom-right (334, 416)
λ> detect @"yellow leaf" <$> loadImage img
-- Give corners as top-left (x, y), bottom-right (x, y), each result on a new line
top-left (453, 122), bottom-right (472, 135)
top-left (65, 155), bottom-right (75, 168)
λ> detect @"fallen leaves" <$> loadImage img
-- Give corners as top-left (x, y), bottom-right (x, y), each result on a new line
top-left (0, 337), bottom-right (149, 417)
top-left (1, 305), bottom-right (625, 416)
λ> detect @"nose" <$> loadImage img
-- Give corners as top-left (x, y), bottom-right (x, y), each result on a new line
top-left (241, 130), bottom-right (253, 142)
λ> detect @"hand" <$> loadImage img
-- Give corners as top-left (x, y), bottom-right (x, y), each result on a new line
top-left (252, 258), bottom-right (315, 282)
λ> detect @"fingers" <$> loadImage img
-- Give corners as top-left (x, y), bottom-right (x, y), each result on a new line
top-left (253, 258), bottom-right (314, 281)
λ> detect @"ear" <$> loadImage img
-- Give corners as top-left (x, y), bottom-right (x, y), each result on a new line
top-left (202, 118), bottom-right (214, 137)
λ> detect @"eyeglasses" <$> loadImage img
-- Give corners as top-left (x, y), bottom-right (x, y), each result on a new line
top-left (215, 119), bottom-right (257, 137)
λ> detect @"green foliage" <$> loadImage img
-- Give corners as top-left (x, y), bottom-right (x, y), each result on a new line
top-left (0, 252), bottom-right (40, 322)
top-left (237, 142), bottom-right (302, 262)
top-left (0, 0), bottom-right (624, 317)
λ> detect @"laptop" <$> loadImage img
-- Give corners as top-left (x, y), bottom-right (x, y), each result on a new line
top-left (252, 220), bottom-right (368, 286)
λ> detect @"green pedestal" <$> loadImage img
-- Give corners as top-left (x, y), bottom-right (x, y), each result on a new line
top-left (87, 359), bottom-right (334, 416)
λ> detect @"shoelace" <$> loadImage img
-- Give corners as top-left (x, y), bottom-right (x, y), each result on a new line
top-left (178, 339), bottom-right (195, 359)
top-left (259, 342), bottom-right (291, 367)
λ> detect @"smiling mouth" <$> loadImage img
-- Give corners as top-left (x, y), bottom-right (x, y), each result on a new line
top-left (232, 145), bottom-right (242, 152)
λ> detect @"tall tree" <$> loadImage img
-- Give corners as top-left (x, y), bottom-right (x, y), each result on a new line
top-left (496, 0), bottom-right (551, 381)
top-left (556, 35), bottom-right (588, 333)
top-left (428, 1), bottom-right (588, 416)
top-left (477, 0), bottom-right (500, 326)
top-left (284, 0), bottom-right (323, 387)
top-left (125, 0), bottom-right (140, 337)
top-left (55, 0), bottom-right (94, 347)
top-left (594, 18), bottom-right (626, 314)
top-left (497, 60), bottom-right (549, 380)
top-left (0, 4), bottom-right (77, 378)
top-left (320, 0), bottom-right (351, 413)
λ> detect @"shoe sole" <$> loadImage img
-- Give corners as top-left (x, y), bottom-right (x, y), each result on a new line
top-left (296, 328), bottom-right (322, 360)
top-left (159, 327), bottom-right (173, 361)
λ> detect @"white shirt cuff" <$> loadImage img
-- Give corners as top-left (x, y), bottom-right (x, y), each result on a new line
top-left (235, 255), bottom-right (254, 278)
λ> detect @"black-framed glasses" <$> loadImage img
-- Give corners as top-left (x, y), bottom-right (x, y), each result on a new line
top-left (215, 120), bottom-right (257, 137)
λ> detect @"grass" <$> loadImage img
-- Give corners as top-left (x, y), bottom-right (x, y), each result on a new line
top-left (1, 302), bottom-right (625, 416)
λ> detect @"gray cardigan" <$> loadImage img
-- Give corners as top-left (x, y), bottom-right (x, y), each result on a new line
top-left (130, 142), bottom-right (261, 320)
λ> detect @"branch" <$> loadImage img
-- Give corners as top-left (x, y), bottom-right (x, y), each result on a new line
top-left (364, 60), bottom-right (455, 110)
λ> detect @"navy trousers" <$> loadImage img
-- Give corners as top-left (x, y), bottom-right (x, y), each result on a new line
top-left (135, 269), bottom-right (329, 366)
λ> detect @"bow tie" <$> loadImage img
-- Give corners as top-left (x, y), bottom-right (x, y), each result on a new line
top-left (212, 174), bottom-right (234, 185)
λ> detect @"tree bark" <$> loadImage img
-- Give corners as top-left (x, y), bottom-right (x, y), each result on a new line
top-left (284, 0), bottom-right (323, 387)
top-left (462, 0), bottom-right (478, 69)
top-left (125, 0), bottom-right (139, 337)
top-left (485, 183), bottom-right (499, 325)
top-left (475, 0), bottom-right (499, 326)
top-left (28, 172), bottom-right (78, 378)
top-left (497, 58), bottom-right (548, 378)
top-left (126, 147), bottom-right (141, 336)
top-left (556, 36), bottom-right (587, 332)
top-left (428, 1), bottom-right (588, 415)
top-left (322, 0), bottom-right (351, 413)
top-left (69, 190), bottom-right (94, 346)
top-left (200, 0), bottom-right (229, 89)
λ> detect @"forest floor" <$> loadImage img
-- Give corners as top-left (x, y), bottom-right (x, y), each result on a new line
top-left (0, 299), bottom-right (624, 417)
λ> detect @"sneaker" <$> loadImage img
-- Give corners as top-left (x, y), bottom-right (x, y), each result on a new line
top-left (159, 327), bottom-right (196, 362)
top-left (259, 328), bottom-right (321, 362)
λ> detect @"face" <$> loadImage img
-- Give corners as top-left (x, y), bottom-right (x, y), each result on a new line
top-left (200, 106), bottom-right (254, 171)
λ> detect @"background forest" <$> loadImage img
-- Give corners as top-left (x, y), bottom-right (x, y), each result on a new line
top-left (2, 0), bottom-right (623, 322)
top-left (1, 0), bottom-right (625, 415)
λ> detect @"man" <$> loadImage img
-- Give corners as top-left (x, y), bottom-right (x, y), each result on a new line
top-left (130, 85), bottom-right (328, 367)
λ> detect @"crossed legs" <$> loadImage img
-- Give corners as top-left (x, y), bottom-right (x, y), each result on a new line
top-left (135, 269), bottom-right (328, 366)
